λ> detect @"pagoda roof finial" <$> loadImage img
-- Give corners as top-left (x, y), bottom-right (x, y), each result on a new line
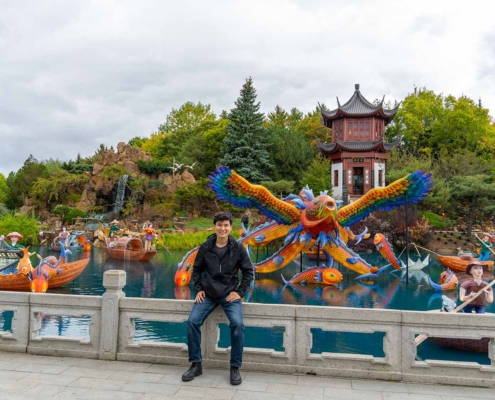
top-left (355, 83), bottom-right (360, 90)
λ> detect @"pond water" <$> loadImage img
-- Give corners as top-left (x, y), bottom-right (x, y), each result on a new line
top-left (1, 246), bottom-right (493, 365)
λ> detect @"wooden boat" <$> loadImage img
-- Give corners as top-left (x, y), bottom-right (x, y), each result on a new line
top-left (425, 310), bottom-right (493, 352)
top-left (0, 258), bottom-right (90, 292)
top-left (0, 249), bottom-right (23, 273)
top-left (437, 255), bottom-right (493, 273)
top-left (427, 336), bottom-right (490, 353)
top-left (104, 237), bottom-right (156, 262)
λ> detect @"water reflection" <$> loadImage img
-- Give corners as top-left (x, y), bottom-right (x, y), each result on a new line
top-left (27, 246), bottom-right (492, 314)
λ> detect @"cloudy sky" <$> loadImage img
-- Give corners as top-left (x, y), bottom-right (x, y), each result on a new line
top-left (1, 0), bottom-right (494, 176)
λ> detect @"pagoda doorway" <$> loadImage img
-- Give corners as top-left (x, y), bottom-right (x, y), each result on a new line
top-left (352, 167), bottom-right (364, 195)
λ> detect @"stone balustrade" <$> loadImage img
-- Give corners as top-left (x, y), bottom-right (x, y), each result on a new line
top-left (0, 270), bottom-right (494, 387)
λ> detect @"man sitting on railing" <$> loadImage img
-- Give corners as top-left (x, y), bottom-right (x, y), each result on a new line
top-left (182, 211), bottom-right (253, 386)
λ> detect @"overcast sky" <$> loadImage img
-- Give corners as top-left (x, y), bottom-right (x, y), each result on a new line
top-left (1, 0), bottom-right (494, 176)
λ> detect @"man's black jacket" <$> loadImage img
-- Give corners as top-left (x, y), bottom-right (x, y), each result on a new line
top-left (192, 234), bottom-right (253, 299)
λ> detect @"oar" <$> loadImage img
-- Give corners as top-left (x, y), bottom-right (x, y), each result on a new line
top-left (415, 278), bottom-right (495, 346)
top-left (474, 233), bottom-right (495, 257)
top-left (411, 243), bottom-right (442, 257)
top-left (157, 238), bottom-right (171, 255)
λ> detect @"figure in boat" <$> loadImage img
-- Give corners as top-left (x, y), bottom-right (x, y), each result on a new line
top-left (175, 167), bottom-right (432, 286)
top-left (459, 261), bottom-right (493, 314)
top-left (143, 223), bottom-right (156, 251)
top-left (478, 233), bottom-right (493, 262)
top-left (109, 219), bottom-right (121, 237)
top-left (0, 241), bottom-right (90, 293)
top-left (2, 232), bottom-right (25, 249)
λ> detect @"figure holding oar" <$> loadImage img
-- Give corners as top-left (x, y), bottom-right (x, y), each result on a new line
top-left (475, 233), bottom-right (493, 261)
top-left (415, 263), bottom-right (495, 346)
top-left (459, 261), bottom-right (493, 314)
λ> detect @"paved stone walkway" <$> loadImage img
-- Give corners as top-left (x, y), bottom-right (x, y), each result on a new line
top-left (0, 351), bottom-right (493, 399)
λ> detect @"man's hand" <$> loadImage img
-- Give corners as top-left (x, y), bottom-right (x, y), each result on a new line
top-left (226, 291), bottom-right (241, 302)
top-left (195, 291), bottom-right (205, 303)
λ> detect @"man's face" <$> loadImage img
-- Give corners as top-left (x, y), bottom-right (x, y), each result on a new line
top-left (214, 220), bottom-right (232, 238)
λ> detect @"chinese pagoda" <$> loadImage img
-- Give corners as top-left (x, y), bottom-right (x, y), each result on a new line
top-left (318, 84), bottom-right (399, 200)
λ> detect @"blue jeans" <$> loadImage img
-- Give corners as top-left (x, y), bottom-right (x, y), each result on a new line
top-left (187, 296), bottom-right (244, 367)
top-left (479, 252), bottom-right (490, 261)
top-left (463, 305), bottom-right (485, 314)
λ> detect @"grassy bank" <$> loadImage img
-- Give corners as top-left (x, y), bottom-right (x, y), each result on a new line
top-left (157, 230), bottom-right (240, 251)
top-left (185, 217), bottom-right (243, 231)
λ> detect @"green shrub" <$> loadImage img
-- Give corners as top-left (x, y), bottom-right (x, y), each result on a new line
top-left (421, 211), bottom-right (452, 228)
top-left (151, 202), bottom-right (179, 219)
top-left (66, 208), bottom-right (88, 224)
top-left (53, 204), bottom-right (72, 220)
top-left (148, 180), bottom-right (166, 189)
top-left (145, 188), bottom-right (169, 206)
top-left (136, 160), bottom-right (172, 174)
top-left (101, 165), bottom-right (132, 181)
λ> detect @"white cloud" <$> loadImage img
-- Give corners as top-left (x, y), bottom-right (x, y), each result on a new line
top-left (1, 0), bottom-right (494, 176)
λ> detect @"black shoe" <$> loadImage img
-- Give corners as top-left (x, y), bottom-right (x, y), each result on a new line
top-left (182, 362), bottom-right (202, 382)
top-left (230, 366), bottom-right (242, 385)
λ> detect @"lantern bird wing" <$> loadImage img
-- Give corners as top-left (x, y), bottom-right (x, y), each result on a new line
top-left (209, 167), bottom-right (301, 225)
top-left (337, 171), bottom-right (433, 227)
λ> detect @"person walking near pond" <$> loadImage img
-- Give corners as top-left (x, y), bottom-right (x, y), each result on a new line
top-left (459, 261), bottom-right (493, 314)
top-left (182, 211), bottom-right (253, 386)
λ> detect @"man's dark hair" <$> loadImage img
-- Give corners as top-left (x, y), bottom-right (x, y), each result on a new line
top-left (213, 211), bottom-right (233, 225)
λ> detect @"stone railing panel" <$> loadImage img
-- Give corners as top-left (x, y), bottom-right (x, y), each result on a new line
top-left (295, 306), bottom-right (402, 381)
top-left (204, 303), bottom-right (297, 373)
top-left (402, 311), bottom-right (495, 388)
top-left (28, 293), bottom-right (102, 359)
top-left (0, 292), bottom-right (30, 353)
top-left (117, 298), bottom-right (197, 365)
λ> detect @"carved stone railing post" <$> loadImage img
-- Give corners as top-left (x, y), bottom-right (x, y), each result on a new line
top-left (99, 270), bottom-right (126, 360)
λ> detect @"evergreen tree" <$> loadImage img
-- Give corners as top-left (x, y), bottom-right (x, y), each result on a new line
top-left (220, 78), bottom-right (272, 182)
top-left (300, 155), bottom-right (332, 195)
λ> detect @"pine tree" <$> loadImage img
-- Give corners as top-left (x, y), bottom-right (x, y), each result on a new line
top-left (220, 77), bottom-right (272, 182)
top-left (300, 155), bottom-right (333, 196)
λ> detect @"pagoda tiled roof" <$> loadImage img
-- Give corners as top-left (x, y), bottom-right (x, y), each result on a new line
top-left (317, 138), bottom-right (398, 155)
top-left (321, 84), bottom-right (399, 123)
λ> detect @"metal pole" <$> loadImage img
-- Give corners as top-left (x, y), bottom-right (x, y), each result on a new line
top-left (405, 191), bottom-right (409, 285)
top-left (318, 244), bottom-right (321, 267)
top-left (300, 251), bottom-right (303, 272)
top-left (255, 246), bottom-right (259, 280)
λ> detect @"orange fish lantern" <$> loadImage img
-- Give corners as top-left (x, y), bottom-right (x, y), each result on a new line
top-left (282, 267), bottom-right (343, 286)
top-left (175, 248), bottom-right (196, 286)
top-left (28, 257), bottom-right (62, 293)
top-left (76, 234), bottom-right (92, 252)
top-left (427, 269), bottom-right (458, 292)
top-left (16, 247), bottom-right (34, 276)
top-left (374, 233), bottom-right (402, 271)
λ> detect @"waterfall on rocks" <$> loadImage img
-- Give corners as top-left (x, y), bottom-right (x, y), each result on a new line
top-left (113, 174), bottom-right (129, 213)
